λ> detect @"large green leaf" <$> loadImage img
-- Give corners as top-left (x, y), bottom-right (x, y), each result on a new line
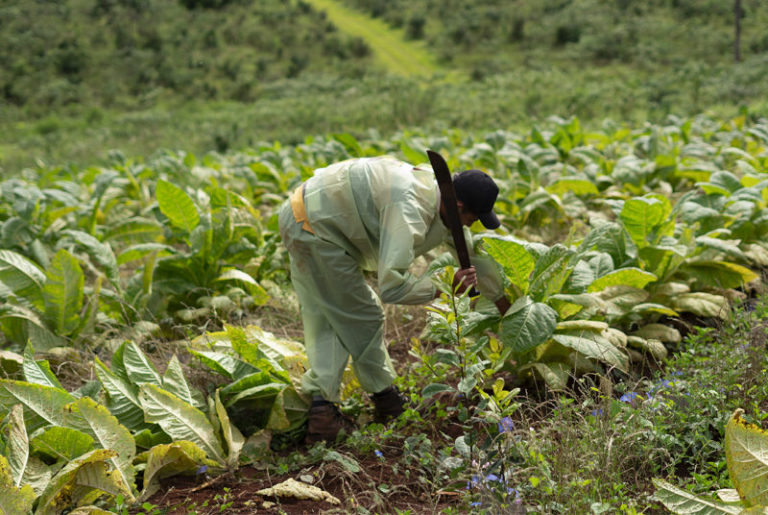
top-left (156, 180), bottom-right (200, 232)
top-left (42, 249), bottom-right (84, 336)
top-left (121, 341), bottom-right (163, 387)
top-left (189, 349), bottom-right (259, 380)
top-left (652, 478), bottom-right (741, 514)
top-left (587, 268), bottom-right (657, 293)
top-left (72, 397), bottom-right (137, 500)
top-left (546, 177), bottom-right (599, 196)
top-left (482, 237), bottom-right (535, 294)
top-left (22, 344), bottom-right (63, 389)
top-left (500, 297), bottom-right (558, 354)
top-left (0, 455), bottom-right (35, 515)
top-left (35, 449), bottom-right (132, 515)
top-left (528, 244), bottom-right (574, 301)
top-left (551, 333), bottom-right (629, 372)
top-left (30, 426), bottom-right (95, 462)
top-left (93, 357), bottom-right (145, 431)
top-left (137, 441), bottom-right (216, 502)
top-left (0, 379), bottom-right (78, 434)
top-left (0, 249), bottom-right (46, 310)
top-left (620, 196), bottom-right (673, 247)
top-left (162, 355), bottom-right (205, 409)
top-left (726, 409), bottom-right (768, 506)
top-left (60, 230), bottom-right (120, 287)
top-left (683, 261), bottom-right (759, 290)
top-left (138, 384), bottom-right (226, 466)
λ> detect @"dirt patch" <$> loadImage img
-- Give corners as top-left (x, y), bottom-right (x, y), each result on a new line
top-left (145, 455), bottom-right (457, 514)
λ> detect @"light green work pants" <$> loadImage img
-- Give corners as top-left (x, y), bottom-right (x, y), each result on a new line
top-left (278, 201), bottom-right (397, 402)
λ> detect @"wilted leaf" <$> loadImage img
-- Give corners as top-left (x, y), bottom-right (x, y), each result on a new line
top-left (652, 478), bottom-right (741, 514)
top-left (256, 478), bottom-right (340, 505)
top-left (138, 441), bottom-right (216, 502)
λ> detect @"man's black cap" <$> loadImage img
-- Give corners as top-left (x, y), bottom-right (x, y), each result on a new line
top-left (453, 169), bottom-right (501, 230)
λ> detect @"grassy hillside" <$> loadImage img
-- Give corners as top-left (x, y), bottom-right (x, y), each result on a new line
top-left (0, 0), bottom-right (373, 112)
top-left (2, 0), bottom-right (768, 174)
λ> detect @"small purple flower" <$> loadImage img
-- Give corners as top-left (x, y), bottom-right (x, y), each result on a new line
top-left (375, 450), bottom-right (383, 458)
top-left (196, 465), bottom-right (208, 475)
top-left (620, 391), bottom-right (638, 403)
top-left (497, 416), bottom-right (515, 433)
top-left (485, 473), bottom-right (499, 482)
top-left (591, 408), bottom-right (604, 417)
top-left (471, 501), bottom-right (482, 507)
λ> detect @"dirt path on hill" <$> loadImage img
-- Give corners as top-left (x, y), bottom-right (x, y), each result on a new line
top-left (305, 0), bottom-right (439, 78)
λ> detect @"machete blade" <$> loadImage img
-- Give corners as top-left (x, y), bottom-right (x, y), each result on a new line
top-left (427, 149), bottom-right (479, 297)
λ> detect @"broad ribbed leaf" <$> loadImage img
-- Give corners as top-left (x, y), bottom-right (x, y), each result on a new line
top-left (546, 178), bottom-right (599, 196)
top-left (219, 371), bottom-right (276, 398)
top-left (500, 297), bottom-right (558, 353)
top-left (36, 449), bottom-right (130, 515)
top-left (116, 243), bottom-right (174, 265)
top-left (214, 390), bottom-right (244, 468)
top-left (0, 249), bottom-right (46, 310)
top-left (189, 349), bottom-right (258, 380)
top-left (138, 441), bottom-right (214, 502)
top-left (620, 196), bottom-right (673, 247)
top-left (0, 379), bottom-right (78, 434)
top-left (0, 455), bottom-right (35, 515)
top-left (529, 244), bottom-right (574, 300)
top-left (587, 268), bottom-right (657, 293)
top-left (23, 344), bottom-right (63, 389)
top-left (139, 384), bottom-right (226, 465)
top-left (30, 426), bottom-right (95, 462)
top-left (552, 333), bottom-right (629, 372)
top-left (215, 269), bottom-right (268, 300)
top-left (60, 230), bottom-right (120, 286)
top-left (652, 478), bottom-right (741, 514)
top-left (672, 292), bottom-right (729, 319)
top-left (122, 341), bottom-right (162, 387)
top-left (225, 382), bottom-right (286, 408)
top-left (43, 249), bottom-right (84, 336)
top-left (93, 356), bottom-right (145, 431)
top-left (483, 237), bottom-right (535, 293)
top-left (104, 218), bottom-right (164, 244)
top-left (5, 405), bottom-right (28, 487)
top-left (74, 397), bottom-right (137, 500)
top-left (162, 355), bottom-right (205, 409)
top-left (684, 261), bottom-right (758, 290)
top-left (725, 409), bottom-right (768, 506)
top-left (156, 180), bottom-right (199, 232)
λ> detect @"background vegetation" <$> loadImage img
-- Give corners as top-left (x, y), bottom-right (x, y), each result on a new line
top-left (2, 0), bottom-right (768, 173)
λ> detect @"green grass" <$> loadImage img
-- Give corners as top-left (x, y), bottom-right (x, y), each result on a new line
top-left (306, 0), bottom-right (439, 78)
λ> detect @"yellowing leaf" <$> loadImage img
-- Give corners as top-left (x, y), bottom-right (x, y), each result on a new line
top-left (725, 409), bottom-right (768, 507)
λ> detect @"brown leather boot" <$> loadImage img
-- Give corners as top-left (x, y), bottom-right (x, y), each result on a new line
top-left (371, 386), bottom-right (407, 423)
top-left (305, 402), bottom-right (356, 444)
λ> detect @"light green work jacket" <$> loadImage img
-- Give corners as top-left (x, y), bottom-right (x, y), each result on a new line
top-left (301, 156), bottom-right (505, 305)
